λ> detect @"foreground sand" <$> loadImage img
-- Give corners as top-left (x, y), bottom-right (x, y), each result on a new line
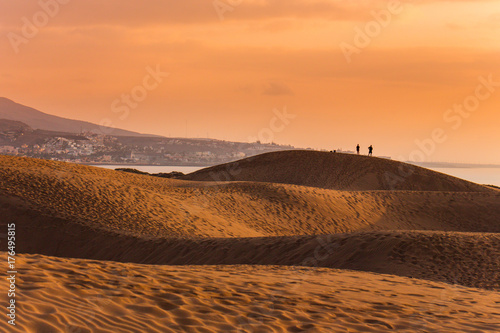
top-left (3, 253), bottom-right (500, 333)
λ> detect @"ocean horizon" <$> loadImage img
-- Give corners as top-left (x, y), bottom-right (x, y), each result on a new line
top-left (92, 164), bottom-right (500, 187)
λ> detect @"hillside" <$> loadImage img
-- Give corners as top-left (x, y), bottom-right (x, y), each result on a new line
top-left (0, 99), bottom-right (298, 165)
top-left (0, 119), bottom-right (32, 132)
top-left (182, 150), bottom-right (492, 192)
top-left (0, 97), bottom-right (147, 137)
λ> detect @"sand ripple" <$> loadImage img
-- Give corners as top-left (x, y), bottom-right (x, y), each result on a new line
top-left (2, 253), bottom-right (499, 333)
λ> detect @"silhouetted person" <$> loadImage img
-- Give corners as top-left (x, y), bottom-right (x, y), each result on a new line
top-left (356, 144), bottom-right (360, 155)
top-left (368, 145), bottom-right (373, 156)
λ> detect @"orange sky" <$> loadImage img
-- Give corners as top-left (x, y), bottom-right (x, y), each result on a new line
top-left (1, 0), bottom-right (500, 163)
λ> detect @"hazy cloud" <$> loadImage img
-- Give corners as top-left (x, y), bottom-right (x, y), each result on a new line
top-left (2, 0), bottom-right (492, 29)
top-left (262, 82), bottom-right (294, 96)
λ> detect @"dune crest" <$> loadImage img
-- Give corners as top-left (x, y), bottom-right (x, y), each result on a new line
top-left (183, 150), bottom-right (491, 192)
top-left (1, 155), bottom-right (499, 241)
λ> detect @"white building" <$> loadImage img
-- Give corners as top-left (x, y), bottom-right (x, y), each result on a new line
top-left (0, 146), bottom-right (18, 155)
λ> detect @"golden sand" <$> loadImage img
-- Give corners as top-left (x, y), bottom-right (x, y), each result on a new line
top-left (0, 152), bottom-right (499, 332)
top-left (3, 253), bottom-right (500, 333)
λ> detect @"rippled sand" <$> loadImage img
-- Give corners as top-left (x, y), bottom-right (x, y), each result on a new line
top-left (1, 153), bottom-right (499, 332)
top-left (5, 253), bottom-right (500, 333)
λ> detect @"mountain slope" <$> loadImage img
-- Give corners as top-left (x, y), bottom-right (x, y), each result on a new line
top-left (0, 97), bottom-right (150, 137)
top-left (182, 150), bottom-right (492, 192)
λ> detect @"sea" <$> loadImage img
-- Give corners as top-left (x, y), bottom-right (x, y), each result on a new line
top-left (427, 167), bottom-right (500, 187)
top-left (93, 165), bottom-right (204, 175)
top-left (92, 165), bottom-right (500, 187)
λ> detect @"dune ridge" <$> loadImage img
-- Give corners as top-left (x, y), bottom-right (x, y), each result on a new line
top-left (182, 150), bottom-right (492, 192)
top-left (1, 155), bottom-right (499, 240)
top-left (7, 202), bottom-right (500, 290)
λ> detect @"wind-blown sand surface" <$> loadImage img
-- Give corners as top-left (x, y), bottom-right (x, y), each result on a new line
top-left (182, 150), bottom-right (492, 192)
top-left (1, 151), bottom-right (499, 332)
top-left (4, 253), bottom-right (500, 333)
top-left (1, 154), bottom-right (499, 239)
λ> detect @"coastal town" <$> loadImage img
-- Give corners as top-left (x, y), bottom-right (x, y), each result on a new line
top-left (0, 120), bottom-right (295, 165)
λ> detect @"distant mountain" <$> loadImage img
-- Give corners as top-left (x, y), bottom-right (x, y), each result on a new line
top-left (0, 97), bottom-right (152, 137)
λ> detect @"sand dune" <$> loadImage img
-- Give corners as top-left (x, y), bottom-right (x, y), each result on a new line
top-left (7, 210), bottom-right (500, 289)
top-left (4, 253), bottom-right (500, 333)
top-left (183, 150), bottom-right (492, 192)
top-left (1, 154), bottom-right (499, 289)
top-left (1, 155), bottom-right (499, 241)
top-left (2, 154), bottom-right (500, 332)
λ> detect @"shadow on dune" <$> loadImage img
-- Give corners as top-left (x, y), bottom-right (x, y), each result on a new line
top-left (4, 195), bottom-right (499, 291)
top-left (1, 153), bottom-right (499, 292)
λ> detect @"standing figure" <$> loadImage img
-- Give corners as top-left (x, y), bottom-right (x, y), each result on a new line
top-left (356, 144), bottom-right (360, 155)
top-left (368, 145), bottom-right (373, 156)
